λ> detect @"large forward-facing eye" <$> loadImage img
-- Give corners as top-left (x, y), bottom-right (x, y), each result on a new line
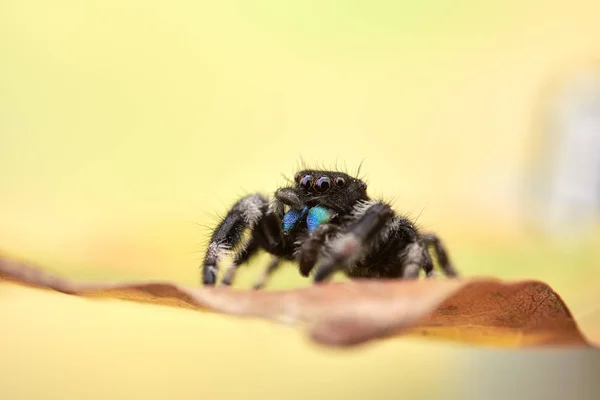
top-left (299, 175), bottom-right (314, 189)
top-left (315, 176), bottom-right (330, 192)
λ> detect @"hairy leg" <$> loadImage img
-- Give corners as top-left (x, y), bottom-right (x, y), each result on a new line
top-left (421, 232), bottom-right (459, 277)
top-left (252, 256), bottom-right (282, 290)
top-left (296, 224), bottom-right (338, 277)
top-left (400, 241), bottom-right (434, 279)
top-left (202, 194), bottom-right (267, 285)
top-left (313, 202), bottom-right (395, 283)
top-left (221, 238), bottom-right (261, 286)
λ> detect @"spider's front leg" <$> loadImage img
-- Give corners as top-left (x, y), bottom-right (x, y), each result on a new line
top-left (312, 201), bottom-right (459, 283)
top-left (296, 223), bottom-right (339, 277)
top-left (312, 201), bottom-right (395, 283)
top-left (202, 193), bottom-right (283, 286)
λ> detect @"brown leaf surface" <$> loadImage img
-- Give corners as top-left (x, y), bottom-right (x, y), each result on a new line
top-left (0, 253), bottom-right (596, 348)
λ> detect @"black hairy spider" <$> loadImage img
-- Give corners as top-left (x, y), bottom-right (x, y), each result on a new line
top-left (201, 168), bottom-right (458, 289)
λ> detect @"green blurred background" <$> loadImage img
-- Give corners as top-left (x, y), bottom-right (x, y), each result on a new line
top-left (1, 0), bottom-right (600, 398)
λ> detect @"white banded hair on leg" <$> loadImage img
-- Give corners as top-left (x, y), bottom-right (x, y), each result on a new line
top-left (202, 194), bottom-right (268, 285)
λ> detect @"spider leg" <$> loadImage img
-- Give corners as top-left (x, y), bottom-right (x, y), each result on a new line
top-left (313, 201), bottom-right (395, 283)
top-left (202, 193), bottom-right (282, 286)
top-left (296, 224), bottom-right (338, 277)
top-left (421, 232), bottom-right (459, 277)
top-left (252, 256), bottom-right (282, 290)
top-left (221, 238), bottom-right (261, 286)
top-left (399, 241), bottom-right (435, 279)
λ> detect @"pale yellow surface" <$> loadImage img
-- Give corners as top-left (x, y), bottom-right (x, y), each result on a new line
top-left (1, 0), bottom-right (600, 398)
top-left (1, 282), bottom-right (459, 399)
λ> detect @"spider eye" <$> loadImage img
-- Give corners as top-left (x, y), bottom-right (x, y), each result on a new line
top-left (315, 176), bottom-right (330, 192)
top-left (299, 175), bottom-right (314, 189)
top-left (294, 172), bottom-right (302, 183)
top-left (334, 177), bottom-right (346, 187)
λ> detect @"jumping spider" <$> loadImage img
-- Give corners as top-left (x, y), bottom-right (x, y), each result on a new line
top-left (202, 168), bottom-right (458, 289)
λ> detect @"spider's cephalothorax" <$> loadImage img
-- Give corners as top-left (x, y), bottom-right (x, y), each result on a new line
top-left (201, 168), bottom-right (459, 288)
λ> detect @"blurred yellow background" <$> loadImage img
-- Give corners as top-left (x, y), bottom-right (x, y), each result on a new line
top-left (1, 0), bottom-right (600, 398)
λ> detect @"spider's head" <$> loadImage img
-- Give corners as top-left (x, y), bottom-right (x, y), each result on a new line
top-left (292, 169), bottom-right (369, 213)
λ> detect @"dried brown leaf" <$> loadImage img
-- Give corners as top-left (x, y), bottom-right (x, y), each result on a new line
top-left (0, 253), bottom-right (596, 348)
